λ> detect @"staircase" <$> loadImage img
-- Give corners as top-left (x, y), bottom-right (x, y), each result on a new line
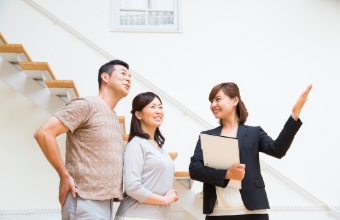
top-left (0, 32), bottom-right (78, 113)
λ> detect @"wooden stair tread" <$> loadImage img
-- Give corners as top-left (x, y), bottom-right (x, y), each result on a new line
top-left (0, 33), bottom-right (8, 44)
top-left (174, 171), bottom-right (190, 177)
top-left (118, 116), bottom-right (125, 123)
top-left (122, 134), bottom-right (129, 141)
top-left (118, 116), bottom-right (126, 134)
top-left (18, 62), bottom-right (56, 80)
top-left (0, 44), bottom-right (32, 61)
top-left (45, 80), bottom-right (80, 97)
top-left (169, 152), bottom-right (178, 161)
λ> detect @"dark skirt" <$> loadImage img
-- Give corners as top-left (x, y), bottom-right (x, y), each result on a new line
top-left (206, 214), bottom-right (269, 220)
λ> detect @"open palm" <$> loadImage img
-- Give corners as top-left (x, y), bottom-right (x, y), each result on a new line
top-left (292, 85), bottom-right (312, 120)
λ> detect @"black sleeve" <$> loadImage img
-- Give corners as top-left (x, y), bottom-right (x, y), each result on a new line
top-left (259, 116), bottom-right (303, 158)
top-left (189, 135), bottom-right (230, 187)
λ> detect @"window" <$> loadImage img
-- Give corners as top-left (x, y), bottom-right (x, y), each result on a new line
top-left (111, 0), bottom-right (182, 32)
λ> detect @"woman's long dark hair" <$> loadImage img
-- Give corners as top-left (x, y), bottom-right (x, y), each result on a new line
top-left (128, 92), bottom-right (165, 147)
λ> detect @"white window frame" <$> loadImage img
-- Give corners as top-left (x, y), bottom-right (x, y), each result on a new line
top-left (110, 0), bottom-right (183, 33)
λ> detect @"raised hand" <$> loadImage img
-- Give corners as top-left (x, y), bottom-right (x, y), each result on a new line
top-left (291, 85), bottom-right (312, 120)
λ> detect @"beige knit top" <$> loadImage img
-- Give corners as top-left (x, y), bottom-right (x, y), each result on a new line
top-left (54, 96), bottom-right (124, 201)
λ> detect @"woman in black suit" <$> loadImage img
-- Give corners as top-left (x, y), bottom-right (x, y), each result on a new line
top-left (189, 82), bottom-right (312, 220)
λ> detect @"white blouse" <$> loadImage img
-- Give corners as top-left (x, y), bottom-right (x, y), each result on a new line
top-left (208, 186), bottom-right (268, 216)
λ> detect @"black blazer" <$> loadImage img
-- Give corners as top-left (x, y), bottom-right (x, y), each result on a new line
top-left (189, 116), bottom-right (302, 214)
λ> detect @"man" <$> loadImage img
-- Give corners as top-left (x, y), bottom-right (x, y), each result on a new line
top-left (34, 60), bottom-right (131, 219)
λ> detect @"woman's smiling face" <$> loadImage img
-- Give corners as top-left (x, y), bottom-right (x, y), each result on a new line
top-left (210, 89), bottom-right (239, 120)
top-left (136, 97), bottom-right (164, 129)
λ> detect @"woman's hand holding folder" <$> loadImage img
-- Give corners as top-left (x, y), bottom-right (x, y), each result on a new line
top-left (225, 164), bottom-right (246, 181)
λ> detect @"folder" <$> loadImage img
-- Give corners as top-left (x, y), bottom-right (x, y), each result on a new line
top-left (200, 133), bottom-right (241, 189)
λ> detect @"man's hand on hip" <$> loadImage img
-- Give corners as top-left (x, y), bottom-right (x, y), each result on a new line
top-left (59, 175), bottom-right (76, 207)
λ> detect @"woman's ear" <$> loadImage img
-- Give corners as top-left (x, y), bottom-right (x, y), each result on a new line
top-left (135, 111), bottom-right (142, 120)
top-left (233, 97), bottom-right (239, 106)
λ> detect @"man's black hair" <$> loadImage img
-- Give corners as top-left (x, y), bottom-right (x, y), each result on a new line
top-left (98, 60), bottom-right (129, 89)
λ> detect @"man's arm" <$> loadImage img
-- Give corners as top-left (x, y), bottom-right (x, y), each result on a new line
top-left (34, 116), bottom-right (76, 206)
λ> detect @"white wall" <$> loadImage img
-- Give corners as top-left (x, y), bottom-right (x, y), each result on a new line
top-left (1, 0), bottom-right (340, 219)
top-left (0, 78), bottom-right (65, 209)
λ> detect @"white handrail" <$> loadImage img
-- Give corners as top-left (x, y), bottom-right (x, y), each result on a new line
top-left (24, 0), bottom-right (339, 215)
top-left (25, 0), bottom-right (214, 129)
